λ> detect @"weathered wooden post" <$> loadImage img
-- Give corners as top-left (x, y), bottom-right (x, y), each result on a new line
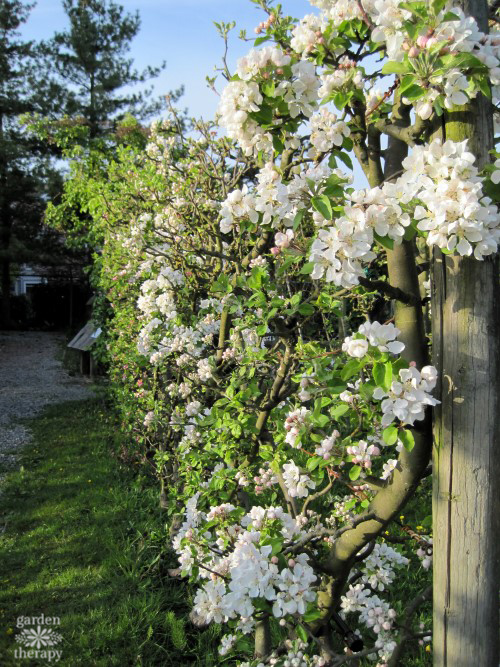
top-left (432, 1), bottom-right (500, 664)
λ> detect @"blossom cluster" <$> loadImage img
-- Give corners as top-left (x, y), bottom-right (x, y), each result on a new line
top-left (282, 460), bottom-right (316, 498)
top-left (342, 321), bottom-right (405, 358)
top-left (220, 161), bottom-right (350, 236)
top-left (374, 366), bottom-right (439, 428)
top-left (218, 46), bottom-right (319, 157)
top-left (398, 139), bottom-right (499, 259)
top-left (284, 407), bottom-right (310, 448)
top-left (238, 640), bottom-right (327, 667)
top-left (341, 540), bottom-right (409, 663)
top-left (308, 138), bottom-right (499, 288)
top-left (173, 500), bottom-right (317, 635)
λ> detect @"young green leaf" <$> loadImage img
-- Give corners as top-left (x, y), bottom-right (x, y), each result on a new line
top-left (349, 465), bottom-right (362, 481)
top-left (399, 428), bottom-right (415, 451)
top-left (311, 194), bottom-right (333, 220)
top-left (383, 425), bottom-right (399, 445)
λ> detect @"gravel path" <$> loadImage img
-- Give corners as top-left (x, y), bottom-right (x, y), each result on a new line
top-left (0, 331), bottom-right (93, 480)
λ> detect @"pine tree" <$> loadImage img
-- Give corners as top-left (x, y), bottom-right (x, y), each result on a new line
top-left (33, 0), bottom-right (183, 261)
top-left (44, 0), bottom-right (173, 139)
top-left (0, 0), bottom-right (54, 327)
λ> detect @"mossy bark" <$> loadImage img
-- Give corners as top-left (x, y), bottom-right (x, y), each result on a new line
top-left (431, 2), bottom-right (500, 664)
top-left (254, 618), bottom-right (271, 659)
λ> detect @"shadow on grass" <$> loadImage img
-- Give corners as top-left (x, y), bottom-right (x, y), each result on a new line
top-left (0, 400), bottom-right (222, 667)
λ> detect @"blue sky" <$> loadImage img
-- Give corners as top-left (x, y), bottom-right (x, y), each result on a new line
top-left (22, 1), bottom-right (368, 186)
top-left (22, 0), bottom-right (312, 121)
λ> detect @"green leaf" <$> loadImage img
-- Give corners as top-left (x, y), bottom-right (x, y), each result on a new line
top-left (269, 537), bottom-right (283, 555)
top-left (431, 0), bottom-right (447, 13)
top-left (299, 261), bottom-right (315, 275)
top-left (293, 208), bottom-right (305, 230)
top-left (306, 456), bottom-right (321, 472)
top-left (330, 403), bottom-right (349, 418)
top-left (399, 428), bottom-right (415, 451)
top-left (262, 81), bottom-right (275, 98)
top-left (303, 608), bottom-right (323, 623)
top-left (328, 153), bottom-right (337, 168)
top-left (383, 425), bottom-right (399, 445)
top-left (373, 361), bottom-right (392, 391)
top-left (311, 194), bottom-right (333, 220)
top-left (298, 303), bottom-right (315, 316)
top-left (359, 381), bottom-right (375, 400)
top-left (381, 61), bottom-right (409, 75)
top-left (341, 358), bottom-right (365, 381)
top-left (313, 397), bottom-right (323, 418)
top-left (405, 23), bottom-right (420, 40)
top-left (272, 134), bottom-right (284, 153)
top-left (335, 151), bottom-right (353, 170)
top-left (399, 1), bottom-right (428, 19)
top-left (349, 465), bottom-right (362, 481)
top-left (249, 104), bottom-right (273, 126)
top-left (247, 266), bottom-right (263, 289)
top-left (296, 625), bottom-right (308, 643)
top-left (399, 74), bottom-right (417, 95)
top-left (333, 91), bottom-right (349, 109)
top-left (476, 75), bottom-right (492, 100)
top-left (441, 52), bottom-right (484, 70)
top-left (401, 84), bottom-right (425, 101)
top-left (254, 35), bottom-right (271, 46)
top-left (315, 414), bottom-right (330, 427)
top-left (403, 221), bottom-right (417, 241)
top-left (374, 231), bottom-right (394, 250)
top-left (442, 11), bottom-right (460, 21)
top-left (343, 137), bottom-right (353, 151)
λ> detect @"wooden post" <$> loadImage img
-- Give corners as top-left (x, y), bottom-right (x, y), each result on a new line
top-left (432, 1), bottom-right (500, 663)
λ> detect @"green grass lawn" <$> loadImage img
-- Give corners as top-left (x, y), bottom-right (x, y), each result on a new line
top-left (0, 399), bottom-right (221, 667)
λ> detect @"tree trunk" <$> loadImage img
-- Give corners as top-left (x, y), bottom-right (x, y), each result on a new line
top-left (432, 2), bottom-right (500, 663)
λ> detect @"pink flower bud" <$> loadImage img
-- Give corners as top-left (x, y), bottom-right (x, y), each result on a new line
top-left (271, 246), bottom-right (281, 255)
top-left (416, 35), bottom-right (429, 48)
top-left (408, 46), bottom-right (420, 58)
top-left (288, 558), bottom-right (296, 568)
top-left (271, 556), bottom-right (279, 564)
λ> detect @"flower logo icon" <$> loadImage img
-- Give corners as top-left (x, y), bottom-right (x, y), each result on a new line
top-left (16, 626), bottom-right (63, 649)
